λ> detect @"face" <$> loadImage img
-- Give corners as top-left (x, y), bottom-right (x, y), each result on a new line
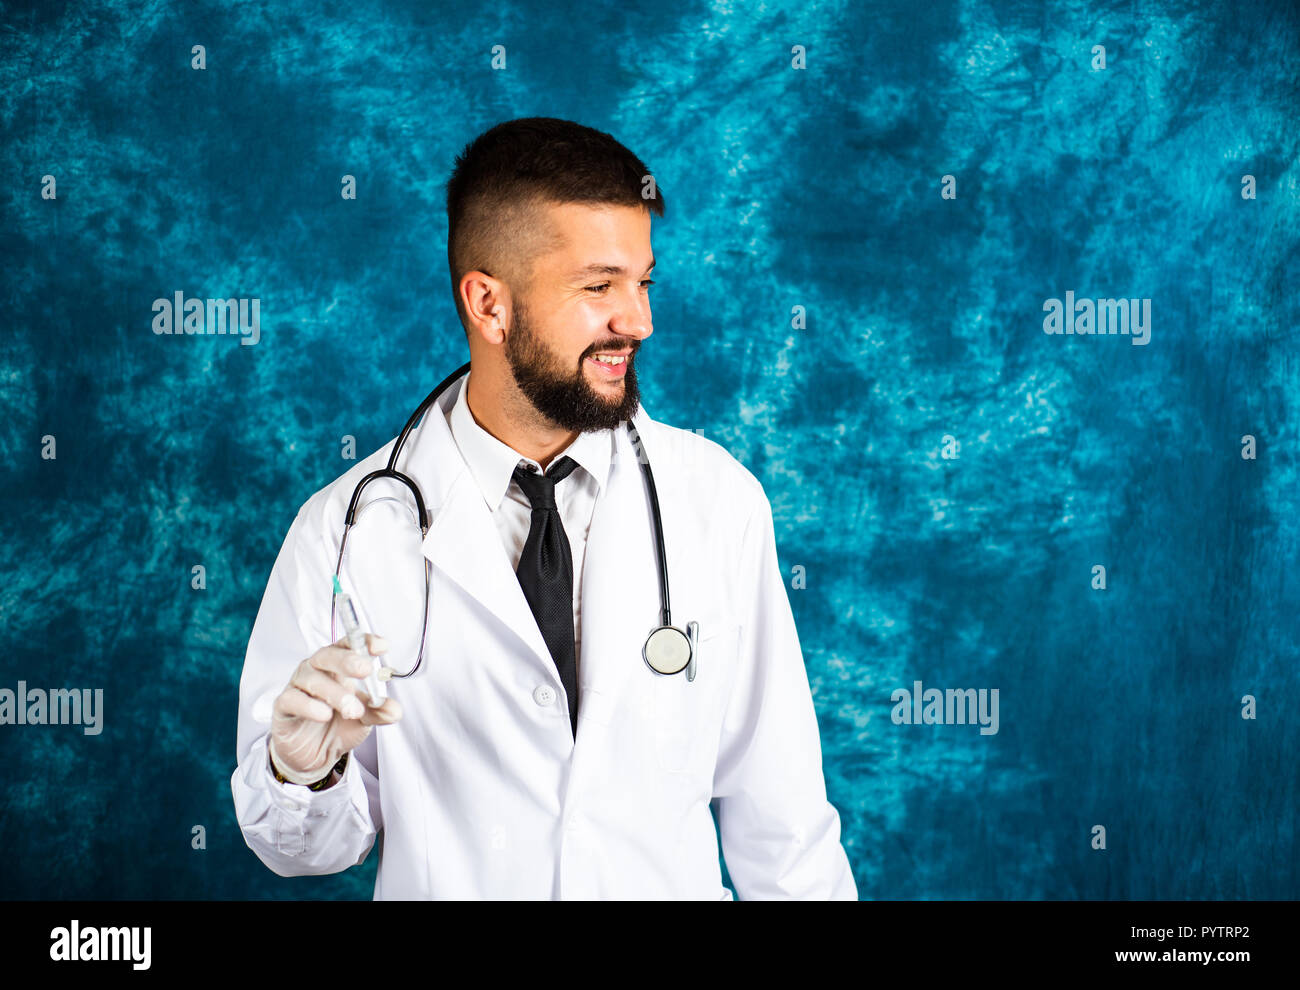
top-left (502, 202), bottom-right (655, 432)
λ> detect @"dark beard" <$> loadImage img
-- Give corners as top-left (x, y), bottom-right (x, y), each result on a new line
top-left (504, 301), bottom-right (642, 432)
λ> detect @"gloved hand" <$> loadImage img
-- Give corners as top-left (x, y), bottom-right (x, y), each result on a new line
top-left (269, 634), bottom-right (404, 785)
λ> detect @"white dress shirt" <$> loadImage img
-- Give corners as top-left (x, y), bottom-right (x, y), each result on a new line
top-left (444, 372), bottom-right (612, 681)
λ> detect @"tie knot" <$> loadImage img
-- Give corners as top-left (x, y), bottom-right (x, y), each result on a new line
top-left (512, 455), bottom-right (578, 511)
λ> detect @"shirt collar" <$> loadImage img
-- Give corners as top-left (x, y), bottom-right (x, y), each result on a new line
top-left (446, 370), bottom-right (614, 512)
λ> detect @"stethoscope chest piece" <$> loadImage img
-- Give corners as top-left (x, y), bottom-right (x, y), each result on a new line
top-left (642, 620), bottom-right (700, 682)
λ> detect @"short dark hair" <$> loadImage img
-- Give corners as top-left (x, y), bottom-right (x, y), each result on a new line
top-left (445, 117), bottom-right (666, 334)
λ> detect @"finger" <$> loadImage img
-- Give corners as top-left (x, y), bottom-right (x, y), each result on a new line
top-left (359, 697), bottom-right (403, 726)
top-left (292, 665), bottom-right (367, 720)
top-left (312, 645), bottom-right (380, 681)
top-left (273, 686), bottom-right (334, 723)
top-left (331, 634), bottom-right (390, 656)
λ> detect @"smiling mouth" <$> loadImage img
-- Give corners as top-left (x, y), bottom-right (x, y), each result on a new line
top-left (584, 347), bottom-right (634, 379)
top-left (585, 354), bottom-right (628, 378)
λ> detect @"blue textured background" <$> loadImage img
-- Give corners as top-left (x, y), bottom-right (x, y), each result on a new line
top-left (1, 0), bottom-right (1297, 899)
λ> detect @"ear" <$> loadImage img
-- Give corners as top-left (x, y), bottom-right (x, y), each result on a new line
top-left (460, 272), bottom-right (510, 346)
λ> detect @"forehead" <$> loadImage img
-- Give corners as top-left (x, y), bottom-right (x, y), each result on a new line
top-left (532, 202), bottom-right (653, 272)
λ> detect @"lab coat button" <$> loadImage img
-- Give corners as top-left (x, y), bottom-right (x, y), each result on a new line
top-left (533, 685), bottom-right (556, 706)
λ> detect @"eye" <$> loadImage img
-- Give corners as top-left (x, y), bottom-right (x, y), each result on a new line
top-left (584, 279), bottom-right (656, 294)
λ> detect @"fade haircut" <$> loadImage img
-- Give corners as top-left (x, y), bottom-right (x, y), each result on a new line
top-left (445, 117), bottom-right (666, 334)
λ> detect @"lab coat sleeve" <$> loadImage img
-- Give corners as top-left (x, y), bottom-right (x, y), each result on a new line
top-left (711, 487), bottom-right (858, 900)
top-left (230, 503), bottom-right (383, 878)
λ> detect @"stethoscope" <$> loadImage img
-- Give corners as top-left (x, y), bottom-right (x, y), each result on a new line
top-left (331, 361), bottom-right (699, 683)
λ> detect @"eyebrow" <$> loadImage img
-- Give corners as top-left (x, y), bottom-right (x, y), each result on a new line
top-left (568, 257), bottom-right (656, 280)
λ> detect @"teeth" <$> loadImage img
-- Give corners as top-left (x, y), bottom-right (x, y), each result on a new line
top-left (593, 355), bottom-right (626, 364)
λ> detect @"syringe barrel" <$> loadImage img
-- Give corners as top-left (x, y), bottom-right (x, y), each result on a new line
top-left (336, 592), bottom-right (367, 650)
top-left (334, 588), bottom-right (386, 706)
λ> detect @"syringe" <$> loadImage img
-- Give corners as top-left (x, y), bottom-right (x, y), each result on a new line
top-left (332, 575), bottom-right (387, 707)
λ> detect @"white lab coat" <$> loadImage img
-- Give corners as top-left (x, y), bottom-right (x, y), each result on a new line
top-left (231, 371), bottom-right (857, 899)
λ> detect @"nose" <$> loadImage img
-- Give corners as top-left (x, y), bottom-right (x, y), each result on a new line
top-left (609, 283), bottom-right (653, 341)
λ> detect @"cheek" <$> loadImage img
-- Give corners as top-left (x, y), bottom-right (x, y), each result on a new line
top-left (568, 312), bottom-right (605, 354)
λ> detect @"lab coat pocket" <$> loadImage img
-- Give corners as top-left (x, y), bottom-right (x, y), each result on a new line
top-left (652, 622), bottom-right (740, 775)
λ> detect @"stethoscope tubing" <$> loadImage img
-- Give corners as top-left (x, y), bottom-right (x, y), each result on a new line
top-left (332, 361), bottom-right (689, 680)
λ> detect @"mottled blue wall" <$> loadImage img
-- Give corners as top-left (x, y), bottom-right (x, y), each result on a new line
top-left (1, 0), bottom-right (1296, 900)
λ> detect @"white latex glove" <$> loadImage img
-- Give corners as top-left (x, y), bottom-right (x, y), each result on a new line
top-left (269, 634), bottom-right (403, 784)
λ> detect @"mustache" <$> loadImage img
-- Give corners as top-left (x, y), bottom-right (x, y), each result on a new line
top-left (581, 340), bottom-right (641, 360)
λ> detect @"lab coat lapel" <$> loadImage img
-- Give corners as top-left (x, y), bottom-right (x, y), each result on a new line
top-left (574, 407), bottom-right (664, 736)
top-left (407, 375), bottom-right (556, 676)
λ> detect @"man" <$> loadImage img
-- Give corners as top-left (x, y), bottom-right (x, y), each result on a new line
top-left (231, 117), bottom-right (857, 900)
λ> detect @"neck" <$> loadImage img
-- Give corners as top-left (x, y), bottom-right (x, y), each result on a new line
top-left (464, 363), bottom-right (578, 471)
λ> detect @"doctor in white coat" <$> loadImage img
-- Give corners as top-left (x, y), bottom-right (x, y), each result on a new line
top-left (231, 117), bottom-right (857, 900)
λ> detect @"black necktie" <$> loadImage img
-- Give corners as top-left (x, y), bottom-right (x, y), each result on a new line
top-left (512, 455), bottom-right (580, 738)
